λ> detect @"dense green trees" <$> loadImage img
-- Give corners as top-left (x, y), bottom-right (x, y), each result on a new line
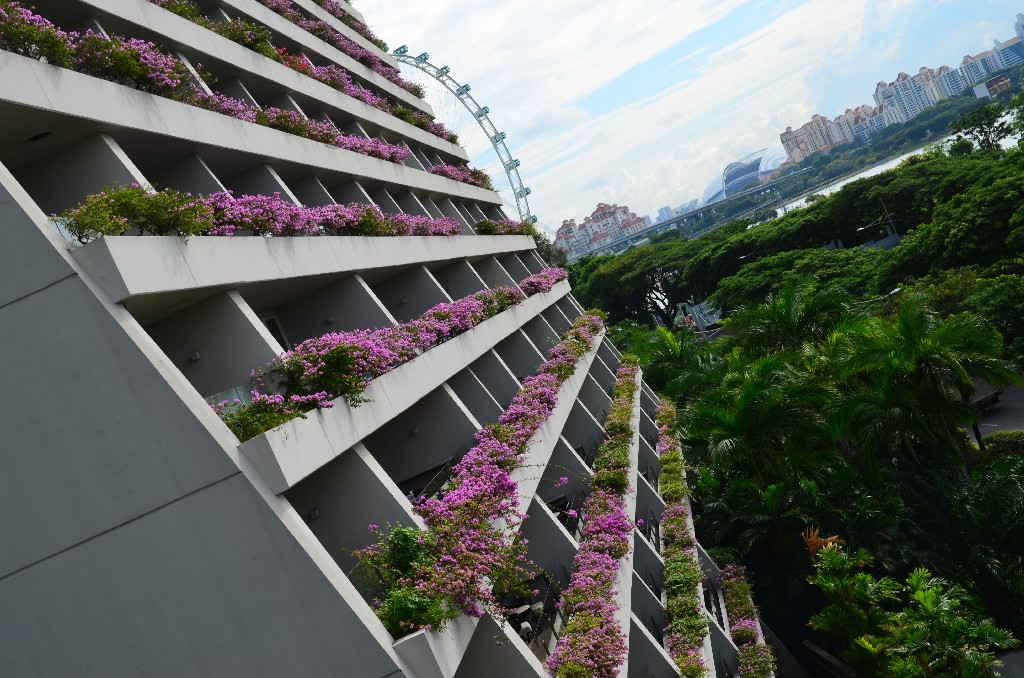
top-left (808, 545), bottom-right (1018, 676)
top-left (572, 145), bottom-right (1024, 359)
top-left (578, 126), bottom-right (1024, 672)
top-left (641, 284), bottom-right (1023, 672)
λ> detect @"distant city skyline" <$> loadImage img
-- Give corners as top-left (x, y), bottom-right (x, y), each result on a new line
top-left (778, 13), bottom-right (1024, 165)
top-left (366, 0), bottom-right (1024, 230)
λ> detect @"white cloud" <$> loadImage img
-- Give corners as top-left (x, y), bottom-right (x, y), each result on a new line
top-left (362, 0), bottom-right (1016, 229)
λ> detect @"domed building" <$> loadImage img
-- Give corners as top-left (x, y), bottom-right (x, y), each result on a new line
top-left (702, 141), bottom-right (788, 205)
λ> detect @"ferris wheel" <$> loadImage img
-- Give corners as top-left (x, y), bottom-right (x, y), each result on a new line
top-left (392, 47), bottom-right (536, 226)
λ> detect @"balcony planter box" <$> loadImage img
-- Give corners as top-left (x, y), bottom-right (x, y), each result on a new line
top-left (240, 280), bottom-right (571, 493)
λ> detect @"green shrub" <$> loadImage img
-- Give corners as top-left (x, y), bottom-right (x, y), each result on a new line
top-left (0, 1), bottom-right (74, 66)
top-left (981, 429), bottom-right (1024, 457)
top-left (57, 185), bottom-right (215, 242)
top-left (659, 450), bottom-right (687, 503)
top-left (217, 398), bottom-right (298, 442)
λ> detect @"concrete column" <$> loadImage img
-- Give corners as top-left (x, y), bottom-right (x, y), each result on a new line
top-left (556, 297), bottom-right (583, 321)
top-left (483, 205), bottom-right (506, 221)
top-left (149, 155), bottom-right (226, 195)
top-left (274, 274), bottom-right (396, 344)
top-left (589, 353), bottom-right (618, 393)
top-left (428, 260), bottom-right (487, 299)
top-left (468, 350), bottom-right (521, 410)
top-left (521, 315), bottom-right (559, 354)
top-left (561, 400), bottom-right (606, 465)
top-left (146, 290), bottom-right (283, 399)
top-left (329, 180), bottom-right (374, 205)
top-left (283, 443), bottom-right (421, 574)
top-left (577, 373), bottom-right (613, 420)
top-left (466, 202), bottom-right (489, 222)
top-left (208, 6), bottom-right (232, 21)
top-left (224, 164), bottom-right (300, 202)
top-left (452, 200), bottom-right (476, 226)
top-left (472, 256), bottom-right (518, 289)
top-left (15, 133), bottom-right (151, 215)
top-left (291, 176), bottom-right (337, 206)
top-left (362, 387), bottom-right (480, 492)
top-left (365, 265), bottom-right (449, 322)
top-left (393, 190), bottom-right (430, 216)
top-left (498, 253), bottom-right (532, 282)
top-left (434, 197), bottom-right (471, 230)
top-left (401, 142), bottom-right (425, 171)
top-left (518, 252), bottom-right (546, 275)
top-left (368, 187), bottom-right (402, 214)
top-left (216, 79), bottom-right (260, 108)
top-left (176, 52), bottom-right (214, 95)
top-left (493, 330), bottom-right (545, 382)
top-left (542, 305), bottom-right (572, 333)
top-left (267, 94), bottom-right (307, 115)
top-left (415, 148), bottom-right (433, 169)
top-left (311, 110), bottom-right (341, 132)
top-left (419, 196), bottom-right (445, 219)
top-left (446, 368), bottom-right (503, 427)
top-left (598, 340), bottom-right (621, 371)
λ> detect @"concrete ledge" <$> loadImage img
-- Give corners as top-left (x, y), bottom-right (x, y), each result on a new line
top-left (629, 612), bottom-right (678, 678)
top-left (509, 332), bottom-right (604, 521)
top-left (77, 0), bottom-right (462, 160)
top-left (290, 0), bottom-right (390, 66)
top-left (393, 615), bottom-right (477, 678)
top-left (72, 234), bottom-right (537, 303)
top-left (221, 0), bottom-right (430, 113)
top-left (239, 281), bottom-right (571, 494)
top-left (613, 367), bottom-right (643, 678)
top-left (0, 53), bottom-right (495, 203)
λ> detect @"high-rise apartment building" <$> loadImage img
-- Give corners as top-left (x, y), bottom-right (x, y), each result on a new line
top-left (874, 72), bottom-right (935, 125)
top-left (554, 203), bottom-right (647, 261)
top-left (780, 13), bottom-right (1023, 159)
top-left (0, 1), bottom-right (768, 676)
top-left (780, 113), bottom-right (842, 163)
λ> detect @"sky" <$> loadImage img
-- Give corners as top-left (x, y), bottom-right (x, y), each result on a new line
top-left (365, 0), bottom-right (1023, 231)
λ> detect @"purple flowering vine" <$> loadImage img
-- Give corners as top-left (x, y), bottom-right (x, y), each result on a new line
top-left (719, 564), bottom-right (777, 677)
top-left (656, 402), bottom-right (711, 677)
top-left (519, 268), bottom-right (568, 296)
top-left (0, 2), bottom-right (411, 164)
top-left (312, 0), bottom-right (389, 52)
top-left (547, 357), bottom-right (640, 678)
top-left (355, 313), bottom-right (605, 637)
top-left (253, 0), bottom-right (422, 97)
top-left (473, 219), bottom-right (537, 236)
top-left (57, 186), bottom-right (468, 242)
top-left (426, 164), bottom-right (494, 190)
top-left (217, 275), bottom-right (574, 441)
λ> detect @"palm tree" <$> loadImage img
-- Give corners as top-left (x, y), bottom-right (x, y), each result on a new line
top-left (641, 325), bottom-right (723, 406)
top-left (728, 280), bottom-right (855, 355)
top-left (684, 352), bottom-right (834, 486)
top-left (832, 293), bottom-right (1019, 467)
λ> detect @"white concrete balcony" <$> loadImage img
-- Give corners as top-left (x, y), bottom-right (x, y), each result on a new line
top-left (42, 0), bottom-right (427, 113)
top-left (289, 0), bottom-right (397, 69)
top-left (72, 233), bottom-right (536, 303)
top-left (613, 367), bottom-right (643, 678)
top-left (222, 0), bottom-right (429, 111)
top-left (0, 52), bottom-right (496, 206)
top-left (628, 612), bottom-right (678, 678)
top-left (48, 0), bottom-right (462, 160)
top-left (239, 280), bottom-right (572, 494)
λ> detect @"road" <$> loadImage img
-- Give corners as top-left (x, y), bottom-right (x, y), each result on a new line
top-left (977, 385), bottom-right (1024, 436)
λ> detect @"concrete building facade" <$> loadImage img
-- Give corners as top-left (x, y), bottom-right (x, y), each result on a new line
top-left (554, 202), bottom-right (647, 261)
top-left (0, 1), bottom-right (767, 676)
top-left (779, 13), bottom-right (1024, 159)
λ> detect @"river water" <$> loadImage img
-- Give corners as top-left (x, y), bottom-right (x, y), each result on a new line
top-left (782, 124), bottom-right (1020, 213)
